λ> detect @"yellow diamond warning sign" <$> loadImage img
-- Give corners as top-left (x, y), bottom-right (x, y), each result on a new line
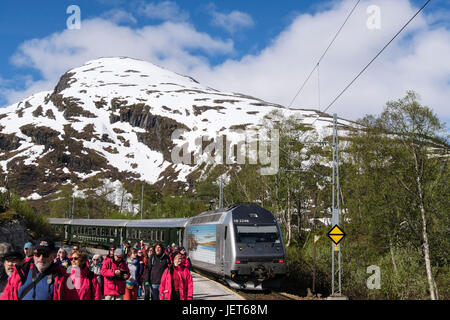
top-left (327, 225), bottom-right (346, 245)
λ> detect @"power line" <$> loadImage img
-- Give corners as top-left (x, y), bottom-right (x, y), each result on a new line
top-left (300, 0), bottom-right (431, 135)
top-left (321, 0), bottom-right (432, 115)
top-left (287, 0), bottom-right (361, 109)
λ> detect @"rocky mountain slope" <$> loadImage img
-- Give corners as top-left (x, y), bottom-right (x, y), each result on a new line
top-left (0, 57), bottom-right (355, 209)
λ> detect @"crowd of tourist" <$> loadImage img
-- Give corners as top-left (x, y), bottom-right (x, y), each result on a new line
top-left (0, 238), bottom-right (193, 300)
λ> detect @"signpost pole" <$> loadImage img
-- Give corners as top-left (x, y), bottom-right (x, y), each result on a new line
top-left (335, 113), bottom-right (342, 295)
top-left (219, 175), bottom-right (223, 209)
top-left (331, 114), bottom-right (337, 296)
top-left (330, 113), bottom-right (345, 296)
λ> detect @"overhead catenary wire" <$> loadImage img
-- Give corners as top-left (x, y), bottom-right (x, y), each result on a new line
top-left (302, 0), bottom-right (432, 134)
top-left (321, 0), bottom-right (432, 115)
top-left (287, 0), bottom-right (361, 109)
top-left (279, 0), bottom-right (432, 173)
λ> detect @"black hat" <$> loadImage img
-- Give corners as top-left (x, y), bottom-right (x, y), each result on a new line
top-left (34, 239), bottom-right (56, 253)
top-left (4, 250), bottom-right (24, 261)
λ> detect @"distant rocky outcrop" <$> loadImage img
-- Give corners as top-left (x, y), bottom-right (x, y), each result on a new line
top-left (0, 218), bottom-right (32, 253)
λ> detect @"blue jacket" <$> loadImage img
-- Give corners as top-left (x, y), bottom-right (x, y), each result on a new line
top-left (126, 258), bottom-right (144, 287)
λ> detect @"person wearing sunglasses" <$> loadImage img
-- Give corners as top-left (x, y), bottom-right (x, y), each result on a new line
top-left (65, 251), bottom-right (101, 300)
top-left (0, 238), bottom-right (70, 300)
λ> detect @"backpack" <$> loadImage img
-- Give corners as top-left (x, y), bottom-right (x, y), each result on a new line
top-left (86, 270), bottom-right (95, 300)
top-left (16, 260), bottom-right (56, 300)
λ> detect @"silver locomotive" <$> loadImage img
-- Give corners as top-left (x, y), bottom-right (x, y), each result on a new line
top-left (184, 203), bottom-right (287, 290)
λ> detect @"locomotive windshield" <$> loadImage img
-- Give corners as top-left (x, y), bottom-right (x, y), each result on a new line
top-left (235, 225), bottom-right (280, 243)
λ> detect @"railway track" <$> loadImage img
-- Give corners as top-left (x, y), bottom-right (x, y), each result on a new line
top-left (192, 268), bottom-right (299, 300)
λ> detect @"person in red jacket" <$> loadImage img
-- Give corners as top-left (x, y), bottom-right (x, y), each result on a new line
top-left (64, 250), bottom-right (102, 300)
top-left (0, 238), bottom-right (70, 300)
top-left (179, 247), bottom-right (192, 271)
top-left (159, 251), bottom-right (193, 300)
top-left (101, 248), bottom-right (130, 300)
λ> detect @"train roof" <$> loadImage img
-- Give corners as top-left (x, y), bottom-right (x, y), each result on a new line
top-left (47, 218), bottom-right (188, 228)
top-left (47, 218), bottom-right (73, 225)
top-left (126, 218), bottom-right (188, 228)
top-left (193, 203), bottom-right (268, 217)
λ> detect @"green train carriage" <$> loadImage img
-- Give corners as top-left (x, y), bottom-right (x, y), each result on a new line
top-left (48, 218), bottom-right (188, 249)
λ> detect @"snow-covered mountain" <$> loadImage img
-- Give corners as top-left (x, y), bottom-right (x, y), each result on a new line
top-left (0, 57), bottom-right (355, 205)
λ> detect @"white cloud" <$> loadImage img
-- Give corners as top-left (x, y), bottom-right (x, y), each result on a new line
top-left (101, 9), bottom-right (137, 25)
top-left (2, 0), bottom-right (449, 124)
top-left (191, 0), bottom-right (450, 121)
top-left (138, 1), bottom-right (189, 22)
top-left (208, 6), bottom-right (255, 34)
top-left (4, 17), bottom-right (233, 104)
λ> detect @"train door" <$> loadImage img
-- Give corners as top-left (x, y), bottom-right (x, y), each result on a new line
top-left (220, 225), bottom-right (227, 276)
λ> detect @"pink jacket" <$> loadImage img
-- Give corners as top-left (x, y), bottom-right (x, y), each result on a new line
top-left (100, 258), bottom-right (130, 296)
top-left (159, 265), bottom-right (193, 300)
top-left (0, 262), bottom-right (68, 300)
top-left (181, 255), bottom-right (191, 270)
top-left (64, 266), bottom-right (102, 300)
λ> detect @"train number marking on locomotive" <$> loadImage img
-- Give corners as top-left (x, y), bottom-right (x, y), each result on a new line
top-left (233, 219), bottom-right (249, 223)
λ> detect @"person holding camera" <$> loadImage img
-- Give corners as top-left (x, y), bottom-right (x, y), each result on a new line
top-left (100, 248), bottom-right (130, 300)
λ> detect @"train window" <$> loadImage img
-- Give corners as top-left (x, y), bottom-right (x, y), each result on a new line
top-left (151, 230), bottom-right (154, 241)
top-left (161, 231), bottom-right (164, 241)
top-left (224, 226), bottom-right (228, 240)
top-left (235, 225), bottom-right (280, 243)
top-left (138, 230), bottom-right (142, 239)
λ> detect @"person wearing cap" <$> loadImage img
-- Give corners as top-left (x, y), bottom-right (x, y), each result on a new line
top-left (159, 250), bottom-right (193, 300)
top-left (0, 239), bottom-right (70, 300)
top-left (23, 242), bottom-right (34, 262)
top-left (100, 248), bottom-right (130, 300)
top-left (0, 251), bottom-right (24, 295)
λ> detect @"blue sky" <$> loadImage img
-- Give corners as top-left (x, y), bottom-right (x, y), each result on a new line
top-left (0, 0), bottom-right (449, 128)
